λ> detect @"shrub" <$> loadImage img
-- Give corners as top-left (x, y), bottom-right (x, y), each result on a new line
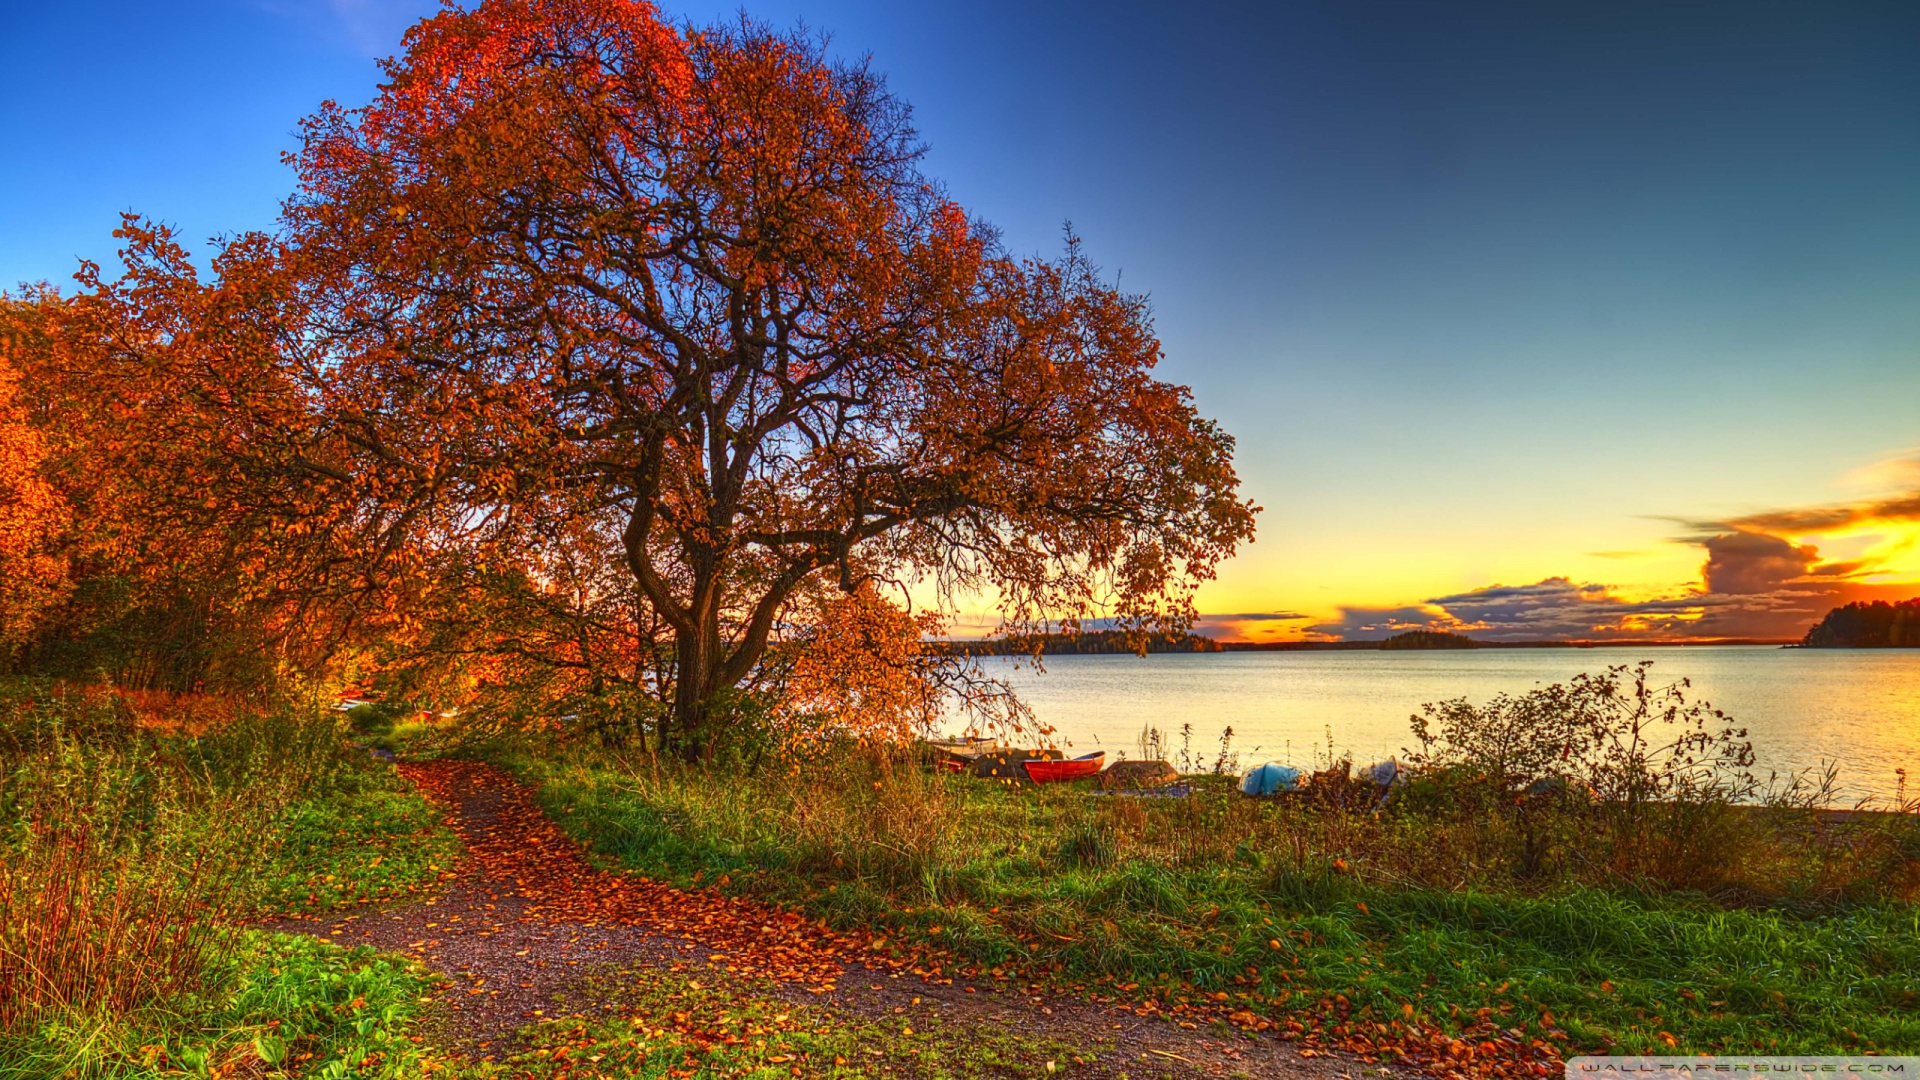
top-left (1403, 663), bottom-right (1778, 891)
top-left (344, 700), bottom-right (402, 738)
top-left (1407, 661), bottom-right (1756, 805)
top-left (0, 778), bottom-right (245, 1029)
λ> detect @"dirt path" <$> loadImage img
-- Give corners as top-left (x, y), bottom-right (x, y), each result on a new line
top-left (270, 761), bottom-right (1376, 1079)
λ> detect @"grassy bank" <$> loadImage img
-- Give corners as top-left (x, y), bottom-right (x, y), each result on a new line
top-left (0, 681), bottom-right (462, 1078)
top-left (11, 671), bottom-right (1916, 1076)
top-left (489, 743), bottom-right (1920, 1061)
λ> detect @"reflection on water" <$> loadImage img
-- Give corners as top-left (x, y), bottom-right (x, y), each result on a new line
top-left (978, 646), bottom-right (1920, 799)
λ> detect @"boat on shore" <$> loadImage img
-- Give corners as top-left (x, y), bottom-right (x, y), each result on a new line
top-left (928, 736), bottom-right (1002, 772)
top-left (1023, 751), bottom-right (1105, 783)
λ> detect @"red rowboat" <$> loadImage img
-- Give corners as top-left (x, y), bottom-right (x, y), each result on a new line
top-left (1022, 752), bottom-right (1105, 783)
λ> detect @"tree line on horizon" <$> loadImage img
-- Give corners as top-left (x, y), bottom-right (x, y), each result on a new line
top-left (1379, 629), bottom-right (1478, 650)
top-left (0, 0), bottom-right (1258, 759)
top-left (1800, 598), bottom-right (1920, 648)
top-left (936, 627), bottom-right (1479, 655)
top-left (937, 629), bottom-right (1225, 657)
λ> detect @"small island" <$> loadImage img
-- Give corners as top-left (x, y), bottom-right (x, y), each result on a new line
top-left (1799, 598), bottom-right (1920, 648)
top-left (1380, 629), bottom-right (1478, 650)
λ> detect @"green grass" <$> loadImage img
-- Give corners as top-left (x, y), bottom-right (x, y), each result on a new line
top-left (11, 677), bottom-right (1913, 1074)
top-left (495, 749), bottom-right (1920, 1058)
top-left (255, 782), bottom-right (461, 915)
top-left (0, 930), bottom-right (451, 1080)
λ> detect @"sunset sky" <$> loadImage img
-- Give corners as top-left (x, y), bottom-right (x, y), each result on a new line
top-left (5, 0), bottom-right (1918, 641)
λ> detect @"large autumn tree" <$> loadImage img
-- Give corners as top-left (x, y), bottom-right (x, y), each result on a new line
top-left (283, 0), bottom-right (1257, 754)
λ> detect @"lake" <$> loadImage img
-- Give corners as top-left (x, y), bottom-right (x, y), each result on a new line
top-left (976, 646), bottom-right (1920, 800)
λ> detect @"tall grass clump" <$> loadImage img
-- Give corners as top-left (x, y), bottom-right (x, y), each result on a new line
top-left (0, 678), bottom-right (411, 1043)
top-left (0, 761), bottom-right (245, 1028)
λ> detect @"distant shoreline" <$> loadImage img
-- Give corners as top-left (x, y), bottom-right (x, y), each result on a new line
top-left (943, 635), bottom-right (1802, 656)
top-left (1218, 638), bottom-right (1798, 652)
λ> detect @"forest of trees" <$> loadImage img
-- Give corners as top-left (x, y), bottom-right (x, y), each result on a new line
top-left (1800, 599), bottom-right (1920, 648)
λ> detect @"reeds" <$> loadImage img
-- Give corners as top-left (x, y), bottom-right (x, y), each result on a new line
top-left (0, 681), bottom-right (338, 1036)
top-left (0, 813), bottom-right (242, 1028)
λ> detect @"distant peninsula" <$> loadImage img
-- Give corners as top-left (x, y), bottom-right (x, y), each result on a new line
top-left (1799, 598), bottom-right (1920, 648)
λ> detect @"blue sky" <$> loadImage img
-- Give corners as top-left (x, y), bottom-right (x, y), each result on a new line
top-left (6, 0), bottom-right (1919, 639)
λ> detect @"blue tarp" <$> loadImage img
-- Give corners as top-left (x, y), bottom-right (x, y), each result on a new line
top-left (1360, 758), bottom-right (1404, 787)
top-left (1240, 762), bottom-right (1303, 796)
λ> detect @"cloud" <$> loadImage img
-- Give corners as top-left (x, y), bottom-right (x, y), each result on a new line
top-left (1302, 604), bottom-right (1465, 640)
top-left (1704, 494), bottom-right (1920, 536)
top-left (1699, 531), bottom-right (1820, 595)
top-left (1692, 451), bottom-right (1920, 538)
top-left (1680, 449), bottom-right (1920, 614)
top-left (1307, 579), bottom-right (1725, 641)
top-left (1841, 450), bottom-right (1920, 491)
top-left (1191, 611), bottom-right (1314, 640)
top-left (1303, 576), bottom-right (1854, 642)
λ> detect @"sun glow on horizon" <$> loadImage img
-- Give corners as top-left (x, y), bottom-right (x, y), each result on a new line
top-left (1180, 450), bottom-right (1920, 644)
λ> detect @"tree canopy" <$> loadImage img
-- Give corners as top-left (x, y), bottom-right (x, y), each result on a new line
top-left (1801, 599), bottom-right (1920, 648)
top-left (0, 328), bottom-right (68, 654)
top-left (2, 0), bottom-right (1257, 754)
top-left (276, 0), bottom-right (1257, 754)
top-left (0, 234), bottom-right (364, 688)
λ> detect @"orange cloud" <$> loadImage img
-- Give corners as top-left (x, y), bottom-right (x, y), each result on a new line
top-left (1713, 454), bottom-right (1920, 537)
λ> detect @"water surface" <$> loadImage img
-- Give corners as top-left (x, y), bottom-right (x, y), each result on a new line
top-left (976, 646), bottom-right (1920, 799)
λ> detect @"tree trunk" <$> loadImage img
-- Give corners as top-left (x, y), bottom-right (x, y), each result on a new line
top-left (670, 618), bottom-right (720, 763)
